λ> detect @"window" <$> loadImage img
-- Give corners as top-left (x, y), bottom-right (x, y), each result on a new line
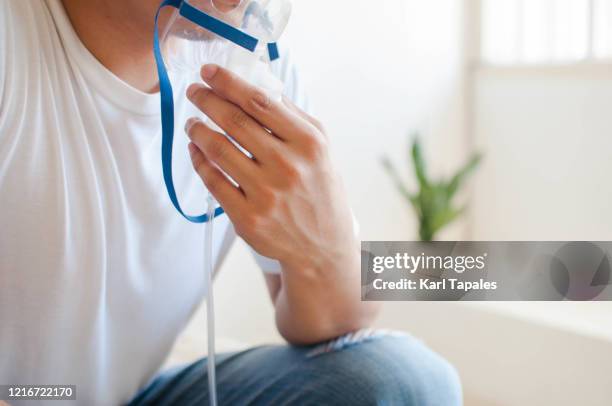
top-left (481, 0), bottom-right (612, 64)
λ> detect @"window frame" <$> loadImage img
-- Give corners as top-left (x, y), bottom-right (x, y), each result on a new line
top-left (473, 0), bottom-right (612, 68)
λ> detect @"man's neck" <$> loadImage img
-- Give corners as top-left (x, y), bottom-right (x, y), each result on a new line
top-left (61, 0), bottom-right (163, 94)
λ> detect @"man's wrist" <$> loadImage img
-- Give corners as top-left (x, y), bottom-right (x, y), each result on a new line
top-left (279, 245), bottom-right (361, 280)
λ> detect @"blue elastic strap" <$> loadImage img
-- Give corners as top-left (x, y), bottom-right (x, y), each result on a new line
top-left (180, 1), bottom-right (279, 60)
top-left (154, 0), bottom-right (281, 223)
top-left (268, 43), bottom-right (280, 61)
top-left (154, 0), bottom-right (225, 223)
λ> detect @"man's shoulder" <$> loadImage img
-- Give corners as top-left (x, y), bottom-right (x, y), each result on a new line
top-left (0, 0), bottom-right (55, 106)
top-left (0, 0), bottom-right (49, 65)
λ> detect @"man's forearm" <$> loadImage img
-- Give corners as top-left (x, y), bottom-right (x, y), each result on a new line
top-left (274, 252), bottom-right (380, 346)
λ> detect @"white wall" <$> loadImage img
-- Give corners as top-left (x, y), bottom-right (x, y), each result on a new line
top-left (282, 0), bottom-right (467, 240)
top-left (465, 64), bottom-right (612, 405)
top-left (473, 65), bottom-right (612, 240)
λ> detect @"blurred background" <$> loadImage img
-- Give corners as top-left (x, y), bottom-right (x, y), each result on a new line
top-left (171, 1), bottom-right (612, 405)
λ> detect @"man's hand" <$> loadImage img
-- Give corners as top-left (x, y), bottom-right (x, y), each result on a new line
top-left (186, 64), bottom-right (378, 344)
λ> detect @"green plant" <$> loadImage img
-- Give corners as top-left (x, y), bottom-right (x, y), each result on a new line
top-left (382, 135), bottom-right (482, 241)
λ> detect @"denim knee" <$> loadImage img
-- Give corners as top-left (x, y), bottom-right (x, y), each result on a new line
top-left (304, 332), bottom-right (462, 406)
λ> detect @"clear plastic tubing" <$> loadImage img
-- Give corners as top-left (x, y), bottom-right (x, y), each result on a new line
top-left (161, 3), bottom-right (293, 405)
top-left (204, 194), bottom-right (218, 406)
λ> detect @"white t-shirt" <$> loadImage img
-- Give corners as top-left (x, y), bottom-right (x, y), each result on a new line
top-left (0, 1), bottom-right (306, 404)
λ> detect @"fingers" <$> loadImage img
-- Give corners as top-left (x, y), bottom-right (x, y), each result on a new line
top-left (199, 64), bottom-right (316, 143)
top-left (186, 117), bottom-right (260, 194)
top-left (187, 83), bottom-right (277, 161)
top-left (188, 142), bottom-right (247, 218)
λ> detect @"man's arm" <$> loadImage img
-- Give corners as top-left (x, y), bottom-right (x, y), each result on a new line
top-left (185, 64), bottom-right (379, 345)
top-left (265, 260), bottom-right (379, 345)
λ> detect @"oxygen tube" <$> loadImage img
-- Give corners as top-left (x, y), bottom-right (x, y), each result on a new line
top-left (204, 194), bottom-right (218, 406)
top-left (153, 2), bottom-right (292, 405)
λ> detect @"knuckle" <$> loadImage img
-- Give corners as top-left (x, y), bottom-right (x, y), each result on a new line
top-left (270, 149), bottom-right (303, 190)
top-left (219, 68), bottom-right (236, 87)
top-left (285, 166), bottom-right (302, 188)
top-left (268, 150), bottom-right (302, 188)
top-left (192, 87), bottom-right (212, 106)
top-left (237, 214), bottom-right (262, 237)
top-left (188, 120), bottom-right (207, 140)
top-left (258, 187), bottom-right (279, 213)
top-left (228, 109), bottom-right (250, 130)
top-left (311, 118), bottom-right (327, 135)
top-left (268, 148), bottom-right (287, 167)
top-left (278, 161), bottom-right (302, 189)
top-left (250, 91), bottom-right (272, 112)
top-left (191, 153), bottom-right (205, 173)
top-left (216, 69), bottom-right (241, 96)
top-left (302, 133), bottom-right (327, 161)
top-left (205, 137), bottom-right (227, 161)
top-left (203, 174), bottom-right (220, 194)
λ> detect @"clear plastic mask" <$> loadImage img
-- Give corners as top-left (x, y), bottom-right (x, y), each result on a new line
top-left (152, 0), bottom-right (292, 224)
top-left (161, 0), bottom-right (292, 96)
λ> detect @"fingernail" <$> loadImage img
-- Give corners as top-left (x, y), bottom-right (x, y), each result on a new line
top-left (201, 64), bottom-right (218, 80)
top-left (185, 117), bottom-right (199, 134)
top-left (186, 84), bottom-right (199, 100)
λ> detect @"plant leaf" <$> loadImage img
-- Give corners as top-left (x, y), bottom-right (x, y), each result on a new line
top-left (447, 153), bottom-right (482, 199)
top-left (381, 157), bottom-right (414, 202)
top-left (411, 137), bottom-right (429, 188)
top-left (431, 206), bottom-right (465, 235)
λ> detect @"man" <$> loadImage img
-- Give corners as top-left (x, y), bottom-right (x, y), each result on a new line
top-left (0, 0), bottom-right (462, 404)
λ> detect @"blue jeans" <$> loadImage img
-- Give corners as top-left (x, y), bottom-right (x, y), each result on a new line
top-left (128, 331), bottom-right (462, 405)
